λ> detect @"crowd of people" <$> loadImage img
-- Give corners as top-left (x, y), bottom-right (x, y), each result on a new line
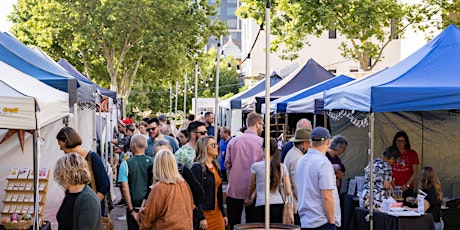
top-left (51, 112), bottom-right (444, 230)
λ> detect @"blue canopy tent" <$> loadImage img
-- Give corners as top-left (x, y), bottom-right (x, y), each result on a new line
top-left (324, 24), bottom-right (460, 201)
top-left (58, 58), bottom-right (117, 101)
top-left (270, 74), bottom-right (354, 114)
top-left (0, 32), bottom-right (78, 106)
top-left (252, 58), bottom-right (335, 114)
top-left (219, 72), bottom-right (282, 135)
top-left (226, 71), bottom-right (283, 110)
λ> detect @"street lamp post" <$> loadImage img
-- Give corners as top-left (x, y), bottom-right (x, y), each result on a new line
top-left (183, 73), bottom-right (187, 120)
top-left (175, 80), bottom-right (178, 116)
top-left (214, 41), bottom-right (221, 138)
top-left (194, 61), bottom-right (199, 117)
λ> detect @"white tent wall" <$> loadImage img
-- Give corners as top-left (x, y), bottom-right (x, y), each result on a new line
top-left (0, 120), bottom-right (66, 229)
top-left (77, 107), bottom-right (96, 151)
top-left (231, 109), bottom-right (243, 135)
top-left (330, 110), bottom-right (460, 197)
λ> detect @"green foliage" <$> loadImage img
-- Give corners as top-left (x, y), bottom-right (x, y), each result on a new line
top-left (8, 0), bottom-right (227, 102)
top-left (429, 0), bottom-right (460, 28)
top-left (127, 47), bottom-right (241, 114)
top-left (237, 0), bottom-right (439, 71)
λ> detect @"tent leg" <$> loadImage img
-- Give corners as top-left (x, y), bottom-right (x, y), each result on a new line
top-left (313, 114), bottom-right (317, 128)
top-left (323, 110), bottom-right (328, 128)
top-left (33, 130), bottom-right (39, 230)
top-left (369, 112), bottom-right (375, 230)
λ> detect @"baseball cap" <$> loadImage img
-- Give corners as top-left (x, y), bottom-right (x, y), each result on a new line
top-left (310, 127), bottom-right (331, 141)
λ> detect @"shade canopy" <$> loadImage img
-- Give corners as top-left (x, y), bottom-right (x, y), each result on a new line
top-left (58, 58), bottom-right (117, 100)
top-left (251, 58), bottom-right (335, 113)
top-left (325, 24), bottom-right (460, 112)
top-left (0, 32), bottom-right (78, 105)
top-left (271, 74), bottom-right (354, 113)
top-left (221, 72), bottom-right (282, 110)
top-left (0, 61), bottom-right (69, 130)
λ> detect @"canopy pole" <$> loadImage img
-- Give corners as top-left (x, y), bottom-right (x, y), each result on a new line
top-left (369, 112), bottom-right (375, 230)
top-left (264, 1), bottom-right (271, 229)
top-left (214, 39), bottom-right (221, 138)
top-left (32, 130), bottom-right (39, 230)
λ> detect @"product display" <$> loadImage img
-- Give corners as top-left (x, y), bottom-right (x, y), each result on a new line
top-left (1, 167), bottom-right (49, 227)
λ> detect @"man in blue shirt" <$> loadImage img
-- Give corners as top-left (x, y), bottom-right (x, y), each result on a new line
top-left (219, 126), bottom-right (232, 182)
top-left (204, 111), bottom-right (215, 136)
top-left (144, 117), bottom-right (178, 157)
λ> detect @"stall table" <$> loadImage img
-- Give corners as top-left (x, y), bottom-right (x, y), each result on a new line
top-left (349, 207), bottom-right (435, 230)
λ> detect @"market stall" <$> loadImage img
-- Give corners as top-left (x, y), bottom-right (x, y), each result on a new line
top-left (0, 61), bottom-right (69, 229)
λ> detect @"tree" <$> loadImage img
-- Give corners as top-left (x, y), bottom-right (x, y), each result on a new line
top-left (127, 47), bottom-right (240, 115)
top-left (430, 0), bottom-right (460, 28)
top-left (9, 0), bottom-right (226, 106)
top-left (237, 0), bottom-right (439, 71)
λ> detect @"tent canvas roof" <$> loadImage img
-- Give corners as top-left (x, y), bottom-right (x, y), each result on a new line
top-left (0, 32), bottom-right (78, 105)
top-left (0, 61), bottom-right (69, 130)
top-left (31, 47), bottom-right (97, 104)
top-left (271, 74), bottom-right (354, 113)
top-left (224, 72), bottom-right (282, 110)
top-left (325, 24), bottom-right (460, 113)
top-left (58, 58), bottom-right (117, 100)
top-left (250, 58), bottom-right (334, 113)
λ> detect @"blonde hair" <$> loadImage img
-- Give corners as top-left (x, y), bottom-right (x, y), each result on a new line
top-left (153, 149), bottom-right (184, 184)
top-left (54, 153), bottom-right (91, 188)
top-left (194, 136), bottom-right (219, 173)
top-left (418, 166), bottom-right (443, 202)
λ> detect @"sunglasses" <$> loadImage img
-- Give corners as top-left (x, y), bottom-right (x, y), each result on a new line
top-left (210, 142), bottom-right (217, 148)
top-left (194, 131), bottom-right (207, 135)
top-left (146, 127), bottom-right (158, 132)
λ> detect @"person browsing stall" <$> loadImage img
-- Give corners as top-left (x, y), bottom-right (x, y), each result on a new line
top-left (296, 127), bottom-right (340, 230)
top-left (361, 146), bottom-right (401, 209)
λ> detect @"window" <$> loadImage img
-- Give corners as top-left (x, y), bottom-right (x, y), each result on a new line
top-left (227, 7), bottom-right (236, 16)
top-left (227, 19), bottom-right (238, 29)
top-left (350, 67), bottom-right (359, 72)
top-left (329, 29), bottom-right (337, 39)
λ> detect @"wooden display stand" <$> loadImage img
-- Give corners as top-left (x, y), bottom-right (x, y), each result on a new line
top-left (1, 167), bottom-right (49, 227)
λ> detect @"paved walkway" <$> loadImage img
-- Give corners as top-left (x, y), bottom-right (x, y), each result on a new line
top-left (109, 186), bottom-right (128, 230)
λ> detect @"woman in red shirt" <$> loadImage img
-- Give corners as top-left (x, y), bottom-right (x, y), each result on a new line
top-left (392, 131), bottom-right (419, 206)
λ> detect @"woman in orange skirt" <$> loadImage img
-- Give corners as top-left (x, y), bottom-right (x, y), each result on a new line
top-left (191, 136), bottom-right (228, 230)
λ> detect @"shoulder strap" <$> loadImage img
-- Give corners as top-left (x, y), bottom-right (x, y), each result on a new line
top-left (178, 163), bottom-right (185, 176)
top-left (87, 152), bottom-right (97, 192)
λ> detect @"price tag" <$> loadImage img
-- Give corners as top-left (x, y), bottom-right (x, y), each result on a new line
top-left (381, 198), bottom-right (392, 213)
top-left (417, 194), bottom-right (425, 214)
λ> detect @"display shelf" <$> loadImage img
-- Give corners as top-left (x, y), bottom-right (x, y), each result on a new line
top-left (1, 168), bottom-right (49, 227)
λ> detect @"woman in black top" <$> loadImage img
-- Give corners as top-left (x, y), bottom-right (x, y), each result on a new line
top-left (407, 166), bottom-right (443, 229)
top-left (55, 153), bottom-right (102, 230)
top-left (56, 127), bottom-right (111, 217)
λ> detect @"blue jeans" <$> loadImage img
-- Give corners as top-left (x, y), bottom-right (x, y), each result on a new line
top-left (302, 223), bottom-right (336, 230)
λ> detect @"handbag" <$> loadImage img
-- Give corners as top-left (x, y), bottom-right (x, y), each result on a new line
top-left (279, 181), bottom-right (294, 225)
top-left (88, 153), bottom-right (115, 230)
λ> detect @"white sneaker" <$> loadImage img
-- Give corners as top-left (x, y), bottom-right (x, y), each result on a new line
top-left (117, 215), bottom-right (127, 221)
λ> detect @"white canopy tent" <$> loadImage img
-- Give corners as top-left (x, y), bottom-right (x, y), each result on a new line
top-left (0, 61), bottom-right (69, 229)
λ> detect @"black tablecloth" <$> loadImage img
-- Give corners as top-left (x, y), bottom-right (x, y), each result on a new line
top-left (341, 194), bottom-right (359, 230)
top-left (349, 207), bottom-right (435, 230)
top-left (0, 221), bottom-right (50, 230)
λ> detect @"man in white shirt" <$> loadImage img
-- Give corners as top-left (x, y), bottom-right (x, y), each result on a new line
top-left (296, 127), bottom-right (341, 230)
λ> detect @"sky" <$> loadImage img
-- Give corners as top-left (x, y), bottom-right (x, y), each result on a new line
top-left (0, 0), bottom-right (15, 32)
